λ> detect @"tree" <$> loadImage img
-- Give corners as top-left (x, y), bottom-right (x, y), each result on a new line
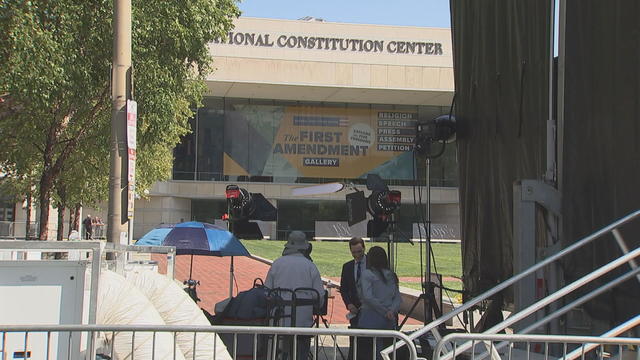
top-left (0, 150), bottom-right (39, 238)
top-left (0, 0), bottom-right (240, 239)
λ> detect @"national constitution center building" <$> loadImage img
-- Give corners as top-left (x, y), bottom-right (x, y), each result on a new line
top-left (136, 17), bottom-right (458, 240)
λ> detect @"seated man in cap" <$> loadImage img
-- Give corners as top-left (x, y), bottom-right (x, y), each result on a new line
top-left (265, 231), bottom-right (325, 360)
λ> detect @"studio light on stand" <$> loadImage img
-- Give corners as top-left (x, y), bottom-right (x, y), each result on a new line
top-left (366, 186), bottom-right (402, 239)
top-left (224, 184), bottom-right (277, 240)
top-left (367, 183), bottom-right (402, 269)
top-left (224, 184), bottom-right (277, 297)
top-left (225, 185), bottom-right (252, 222)
top-left (364, 173), bottom-right (401, 235)
top-left (343, 174), bottom-right (402, 268)
top-left (401, 114), bottom-right (457, 332)
top-left (415, 114), bottom-right (457, 159)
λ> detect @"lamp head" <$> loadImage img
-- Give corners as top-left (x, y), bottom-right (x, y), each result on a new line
top-left (367, 190), bottom-right (401, 220)
top-left (415, 114), bottom-right (457, 158)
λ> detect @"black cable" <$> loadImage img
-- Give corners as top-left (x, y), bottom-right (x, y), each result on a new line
top-left (394, 228), bottom-right (415, 243)
top-left (431, 282), bottom-right (465, 294)
top-left (426, 140), bottom-right (447, 160)
top-left (423, 157), bottom-right (435, 323)
top-left (316, 296), bottom-right (347, 360)
top-left (415, 153), bottom-right (429, 295)
top-left (517, 62), bottom-right (526, 138)
top-left (428, 242), bottom-right (468, 331)
top-left (395, 142), bottom-right (431, 330)
top-left (421, 156), bottom-right (467, 331)
top-left (413, 95), bottom-right (468, 331)
top-left (412, 148), bottom-right (434, 327)
top-left (411, 148), bottom-right (427, 300)
top-left (449, 93), bottom-right (456, 120)
top-left (441, 92), bottom-right (469, 329)
top-left (394, 216), bottom-right (399, 273)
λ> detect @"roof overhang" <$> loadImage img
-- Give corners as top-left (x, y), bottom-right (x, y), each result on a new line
top-left (206, 80), bottom-right (454, 106)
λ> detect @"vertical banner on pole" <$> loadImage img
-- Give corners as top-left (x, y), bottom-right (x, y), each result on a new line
top-left (127, 100), bottom-right (137, 150)
top-left (126, 100), bottom-right (137, 221)
top-left (127, 149), bottom-right (136, 218)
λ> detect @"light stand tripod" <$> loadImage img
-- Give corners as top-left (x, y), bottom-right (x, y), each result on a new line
top-left (316, 315), bottom-right (347, 360)
top-left (183, 252), bottom-right (201, 303)
top-left (399, 157), bottom-right (443, 328)
top-left (387, 212), bottom-right (396, 270)
top-left (226, 200), bottom-right (236, 298)
top-left (401, 111), bottom-right (456, 331)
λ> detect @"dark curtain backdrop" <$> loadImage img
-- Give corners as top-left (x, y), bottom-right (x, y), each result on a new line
top-left (562, 0), bottom-right (640, 323)
top-left (450, 1), bottom-right (549, 296)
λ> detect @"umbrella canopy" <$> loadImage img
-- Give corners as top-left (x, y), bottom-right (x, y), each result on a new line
top-left (135, 221), bottom-right (249, 257)
top-left (135, 223), bottom-right (174, 246)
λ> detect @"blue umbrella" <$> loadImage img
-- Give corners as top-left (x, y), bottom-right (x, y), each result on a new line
top-left (136, 221), bottom-right (248, 256)
top-left (135, 223), bottom-right (175, 246)
top-left (135, 221), bottom-right (249, 296)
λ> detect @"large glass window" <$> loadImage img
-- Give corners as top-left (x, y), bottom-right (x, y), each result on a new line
top-left (172, 97), bottom-right (458, 187)
top-left (0, 197), bottom-right (15, 222)
top-left (172, 117), bottom-right (196, 180)
top-left (191, 199), bottom-right (227, 224)
top-left (197, 98), bottom-right (225, 181)
top-left (276, 199), bottom-right (346, 240)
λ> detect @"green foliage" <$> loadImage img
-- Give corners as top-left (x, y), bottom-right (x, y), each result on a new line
top-left (0, 0), bottom-right (240, 221)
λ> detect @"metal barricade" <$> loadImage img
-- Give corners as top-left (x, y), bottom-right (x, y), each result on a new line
top-left (380, 210), bottom-right (640, 360)
top-left (433, 333), bottom-right (640, 360)
top-left (0, 221), bottom-right (13, 237)
top-left (0, 325), bottom-right (418, 360)
top-left (0, 241), bottom-right (179, 358)
top-left (0, 221), bottom-right (39, 239)
top-left (93, 224), bottom-right (106, 239)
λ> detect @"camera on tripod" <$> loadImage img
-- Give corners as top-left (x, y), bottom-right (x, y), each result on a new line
top-left (183, 279), bottom-right (200, 287)
top-left (183, 279), bottom-right (201, 302)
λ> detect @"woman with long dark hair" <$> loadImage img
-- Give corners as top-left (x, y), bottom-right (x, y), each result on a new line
top-left (356, 246), bottom-right (401, 359)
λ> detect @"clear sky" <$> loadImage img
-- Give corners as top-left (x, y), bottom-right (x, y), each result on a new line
top-left (238, 0), bottom-right (451, 28)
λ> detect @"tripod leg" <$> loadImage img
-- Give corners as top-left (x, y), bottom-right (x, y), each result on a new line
top-left (319, 316), bottom-right (347, 360)
top-left (426, 286), bottom-right (443, 321)
top-left (399, 294), bottom-right (425, 328)
top-left (194, 285), bottom-right (201, 302)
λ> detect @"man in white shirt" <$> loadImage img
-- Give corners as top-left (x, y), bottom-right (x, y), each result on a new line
top-left (265, 231), bottom-right (325, 360)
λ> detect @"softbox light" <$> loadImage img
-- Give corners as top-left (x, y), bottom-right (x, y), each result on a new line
top-left (346, 191), bottom-right (367, 226)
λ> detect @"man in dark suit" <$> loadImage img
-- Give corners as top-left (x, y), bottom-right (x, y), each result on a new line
top-left (340, 237), bottom-right (366, 359)
top-left (82, 215), bottom-right (93, 240)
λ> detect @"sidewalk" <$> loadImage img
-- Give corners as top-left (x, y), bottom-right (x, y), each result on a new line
top-left (151, 254), bottom-right (424, 325)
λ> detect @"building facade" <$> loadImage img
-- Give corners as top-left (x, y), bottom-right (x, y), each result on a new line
top-left (134, 17), bottom-right (458, 241)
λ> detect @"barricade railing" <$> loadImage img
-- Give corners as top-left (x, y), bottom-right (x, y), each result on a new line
top-left (0, 240), bottom-right (176, 279)
top-left (0, 324), bottom-right (418, 360)
top-left (0, 241), bottom-right (103, 327)
top-left (0, 241), bottom-right (177, 336)
top-left (0, 221), bottom-right (39, 238)
top-left (0, 221), bottom-right (14, 237)
top-left (432, 333), bottom-right (640, 360)
top-left (380, 209), bottom-right (640, 360)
